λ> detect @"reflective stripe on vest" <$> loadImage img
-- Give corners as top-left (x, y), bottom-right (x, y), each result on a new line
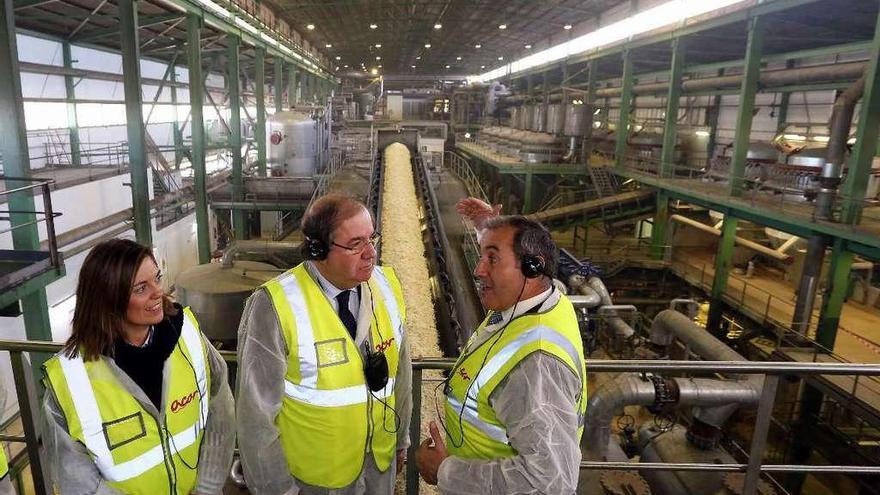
top-left (55, 313), bottom-right (208, 482)
top-left (279, 265), bottom-right (402, 406)
top-left (449, 325), bottom-right (583, 443)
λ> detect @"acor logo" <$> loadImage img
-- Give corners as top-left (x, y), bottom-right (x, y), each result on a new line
top-left (457, 368), bottom-right (471, 381)
top-left (171, 390), bottom-right (198, 413)
top-left (375, 337), bottom-right (395, 353)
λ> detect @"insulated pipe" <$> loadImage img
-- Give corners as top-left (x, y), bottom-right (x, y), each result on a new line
top-left (776, 235), bottom-right (801, 254)
top-left (561, 136), bottom-right (577, 161)
top-left (567, 275), bottom-right (602, 307)
top-left (587, 276), bottom-right (635, 338)
top-left (220, 240), bottom-right (300, 267)
top-left (670, 214), bottom-right (793, 264)
top-left (792, 235), bottom-right (828, 334)
top-left (498, 61), bottom-right (868, 104)
top-left (816, 73), bottom-right (867, 219)
top-left (583, 374), bottom-right (760, 460)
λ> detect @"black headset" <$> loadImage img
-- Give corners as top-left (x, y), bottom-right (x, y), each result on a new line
top-left (303, 236), bottom-right (329, 260)
top-left (520, 253), bottom-right (547, 279)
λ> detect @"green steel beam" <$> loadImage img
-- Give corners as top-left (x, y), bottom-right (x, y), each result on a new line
top-left (61, 41), bottom-right (81, 167)
top-left (119, 0), bottom-right (151, 245)
top-left (288, 63), bottom-right (298, 107)
top-left (274, 56), bottom-right (283, 113)
top-left (1, 0), bottom-right (53, 357)
top-left (523, 171), bottom-right (534, 214)
top-left (651, 191), bottom-right (669, 259)
top-left (73, 13), bottom-right (184, 42)
top-left (169, 64), bottom-right (183, 168)
top-left (255, 46), bottom-right (267, 176)
top-left (841, 9), bottom-right (880, 224)
top-left (584, 59), bottom-right (596, 165)
top-left (705, 69), bottom-right (724, 168)
top-left (614, 50), bottom-right (634, 169)
top-left (228, 35), bottom-right (246, 240)
top-left (815, 237), bottom-right (853, 351)
top-left (660, 37), bottom-right (685, 178)
top-left (186, 13), bottom-right (209, 263)
top-left (706, 215), bottom-right (738, 335)
top-left (728, 16), bottom-right (765, 197)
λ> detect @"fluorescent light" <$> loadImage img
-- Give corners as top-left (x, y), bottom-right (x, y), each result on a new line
top-left (370, 23), bottom-right (378, 29)
top-left (563, 24), bottom-right (572, 30)
top-left (593, 108), bottom-right (602, 115)
top-left (456, 56), bottom-right (462, 60)
top-left (235, 17), bottom-right (259, 35)
top-left (695, 130), bottom-right (710, 137)
top-left (525, 44), bottom-right (532, 49)
top-left (412, 65), bottom-right (416, 68)
top-left (344, 64), bottom-right (349, 68)
top-left (498, 56), bottom-right (504, 60)
top-left (498, 24), bottom-right (507, 29)
top-left (424, 43), bottom-right (431, 48)
top-left (376, 56), bottom-right (381, 60)
top-left (445, 64), bottom-right (450, 68)
top-left (335, 55), bottom-right (341, 60)
top-left (326, 43), bottom-right (332, 48)
top-left (306, 24), bottom-right (315, 30)
top-left (474, 0), bottom-right (745, 83)
top-left (197, 0), bottom-right (231, 18)
top-left (434, 23), bottom-right (442, 29)
top-left (475, 44), bottom-right (481, 48)
top-left (375, 43), bottom-right (382, 48)
top-left (416, 56), bottom-right (421, 60)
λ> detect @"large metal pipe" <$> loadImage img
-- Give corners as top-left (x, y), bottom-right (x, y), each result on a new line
top-left (815, 73), bottom-right (867, 219)
top-left (587, 276), bottom-right (635, 338)
top-left (670, 214), bottom-right (793, 263)
top-left (792, 234), bottom-right (828, 334)
top-left (220, 240), bottom-right (300, 267)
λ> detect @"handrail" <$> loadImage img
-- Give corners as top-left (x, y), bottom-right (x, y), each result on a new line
top-left (0, 177), bottom-right (62, 269)
top-left (3, 338), bottom-right (880, 495)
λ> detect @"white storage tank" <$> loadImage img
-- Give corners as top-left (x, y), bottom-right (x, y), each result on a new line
top-left (267, 110), bottom-right (318, 177)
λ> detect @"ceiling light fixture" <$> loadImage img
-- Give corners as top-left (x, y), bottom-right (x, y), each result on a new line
top-left (525, 44), bottom-right (532, 49)
top-left (563, 24), bottom-right (572, 30)
top-left (375, 43), bottom-right (382, 48)
top-left (425, 43), bottom-right (431, 48)
top-left (480, 65), bottom-right (485, 69)
top-left (412, 65), bottom-right (416, 68)
top-left (376, 56), bottom-right (381, 60)
top-left (475, 44), bottom-right (481, 49)
top-left (306, 24), bottom-right (315, 30)
top-left (445, 65), bottom-right (450, 68)
top-left (473, 0), bottom-right (745, 84)
top-left (416, 56), bottom-right (421, 60)
top-left (456, 56), bottom-right (462, 60)
top-left (369, 23), bottom-right (378, 29)
top-left (325, 44), bottom-right (332, 48)
top-left (498, 56), bottom-right (504, 60)
top-left (434, 23), bottom-right (442, 29)
top-left (498, 24), bottom-right (507, 29)
top-left (371, 68), bottom-right (378, 75)
top-left (335, 56), bottom-right (340, 60)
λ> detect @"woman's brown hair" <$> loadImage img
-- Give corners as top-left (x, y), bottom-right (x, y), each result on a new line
top-left (64, 238), bottom-right (176, 361)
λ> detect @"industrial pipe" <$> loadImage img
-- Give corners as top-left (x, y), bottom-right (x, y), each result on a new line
top-left (220, 240), bottom-right (301, 267)
top-left (670, 214), bottom-right (793, 263)
top-left (587, 276), bottom-right (636, 338)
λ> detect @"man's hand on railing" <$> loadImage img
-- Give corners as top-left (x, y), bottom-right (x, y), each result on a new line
top-left (415, 420), bottom-right (448, 486)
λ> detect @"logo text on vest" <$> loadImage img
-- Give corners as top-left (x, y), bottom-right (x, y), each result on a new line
top-left (171, 390), bottom-right (199, 413)
top-left (375, 337), bottom-right (395, 353)
top-left (457, 368), bottom-right (471, 381)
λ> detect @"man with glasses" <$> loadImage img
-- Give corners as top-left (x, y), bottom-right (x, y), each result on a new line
top-left (237, 194), bottom-right (412, 495)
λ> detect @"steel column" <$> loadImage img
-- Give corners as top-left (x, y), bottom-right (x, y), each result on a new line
top-left (61, 42), bottom-right (81, 167)
top-left (584, 60), bottom-right (596, 164)
top-left (706, 215), bottom-right (738, 335)
top-left (523, 171), bottom-right (534, 214)
top-left (169, 62), bottom-right (183, 168)
top-left (228, 35), bottom-right (246, 240)
top-left (614, 50), bottom-right (633, 169)
top-left (288, 63), bottom-right (298, 107)
top-left (0, 0), bottom-right (52, 350)
top-left (186, 13), bottom-right (209, 263)
top-left (119, 0), bottom-right (152, 245)
top-left (255, 46), bottom-right (267, 176)
top-left (660, 38), bottom-right (685, 177)
top-left (705, 69), bottom-right (724, 168)
top-left (274, 56), bottom-right (283, 113)
top-left (841, 8), bottom-right (880, 223)
top-left (651, 190), bottom-right (669, 259)
top-left (815, 238), bottom-right (853, 350)
top-left (728, 16), bottom-right (765, 197)
top-left (775, 61), bottom-right (796, 134)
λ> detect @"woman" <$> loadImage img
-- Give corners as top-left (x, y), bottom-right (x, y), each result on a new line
top-left (42, 238), bottom-right (234, 495)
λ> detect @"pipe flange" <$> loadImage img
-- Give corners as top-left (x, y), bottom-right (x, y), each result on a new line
top-left (646, 374), bottom-right (677, 413)
top-left (722, 472), bottom-right (776, 495)
top-left (599, 470), bottom-right (651, 495)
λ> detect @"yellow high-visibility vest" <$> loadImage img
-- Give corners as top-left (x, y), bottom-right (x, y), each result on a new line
top-left (44, 308), bottom-right (210, 495)
top-left (0, 444), bottom-right (7, 479)
top-left (263, 263), bottom-right (405, 488)
top-left (444, 295), bottom-right (587, 460)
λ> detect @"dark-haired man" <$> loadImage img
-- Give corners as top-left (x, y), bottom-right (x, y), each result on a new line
top-left (237, 194), bottom-right (412, 495)
top-left (415, 198), bottom-right (587, 494)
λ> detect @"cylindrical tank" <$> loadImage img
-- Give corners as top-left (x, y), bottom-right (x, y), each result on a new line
top-left (509, 106), bottom-right (520, 129)
top-left (546, 104), bottom-right (564, 135)
top-left (564, 103), bottom-right (589, 136)
top-left (267, 110), bottom-right (318, 177)
top-left (176, 260), bottom-right (279, 344)
top-left (531, 104), bottom-right (547, 132)
top-left (521, 105), bottom-right (534, 130)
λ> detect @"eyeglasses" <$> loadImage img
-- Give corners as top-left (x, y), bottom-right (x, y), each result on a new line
top-left (331, 232), bottom-right (381, 255)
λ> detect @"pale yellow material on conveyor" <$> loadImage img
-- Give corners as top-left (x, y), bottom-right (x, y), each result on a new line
top-left (381, 142), bottom-right (442, 495)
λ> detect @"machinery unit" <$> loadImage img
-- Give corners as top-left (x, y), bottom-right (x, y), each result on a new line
top-left (267, 109), bottom-right (326, 177)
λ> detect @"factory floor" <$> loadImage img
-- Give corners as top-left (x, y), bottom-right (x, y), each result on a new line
top-left (671, 248), bottom-right (880, 365)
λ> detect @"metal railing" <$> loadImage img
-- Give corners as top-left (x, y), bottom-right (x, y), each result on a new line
top-left (606, 151), bottom-right (880, 233)
top-left (444, 150), bottom-right (488, 202)
top-left (0, 177), bottom-right (62, 270)
top-left (3, 338), bottom-right (880, 495)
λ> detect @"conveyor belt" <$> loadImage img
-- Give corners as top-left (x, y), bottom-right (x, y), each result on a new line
top-left (526, 189), bottom-right (654, 223)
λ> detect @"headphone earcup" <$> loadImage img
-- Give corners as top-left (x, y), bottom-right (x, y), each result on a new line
top-left (520, 255), bottom-right (544, 279)
top-left (305, 238), bottom-right (329, 260)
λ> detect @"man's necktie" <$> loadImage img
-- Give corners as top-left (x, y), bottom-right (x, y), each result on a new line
top-left (336, 290), bottom-right (358, 339)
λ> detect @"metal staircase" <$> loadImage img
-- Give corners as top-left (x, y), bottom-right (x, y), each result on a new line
top-left (588, 165), bottom-right (620, 198)
top-left (145, 132), bottom-right (180, 195)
